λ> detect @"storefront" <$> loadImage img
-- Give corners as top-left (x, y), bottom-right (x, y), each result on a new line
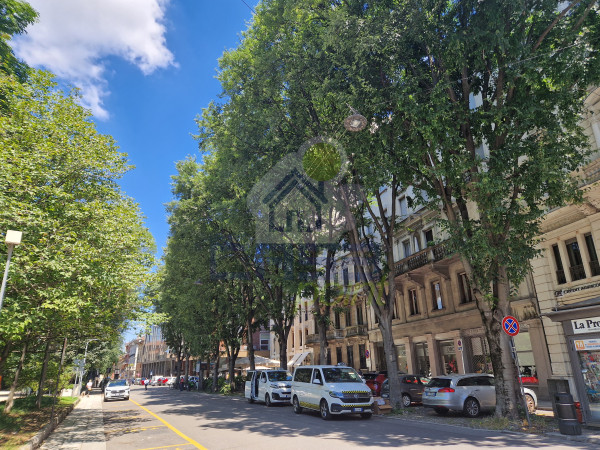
top-left (546, 301), bottom-right (600, 424)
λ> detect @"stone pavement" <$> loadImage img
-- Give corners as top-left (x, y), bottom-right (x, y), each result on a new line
top-left (39, 389), bottom-right (106, 449)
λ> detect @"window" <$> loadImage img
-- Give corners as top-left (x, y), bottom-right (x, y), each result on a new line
top-left (312, 369), bottom-right (323, 384)
top-left (354, 264), bottom-right (361, 283)
top-left (431, 281), bottom-right (443, 310)
top-left (343, 267), bottom-right (349, 286)
top-left (413, 235), bottom-right (421, 253)
top-left (333, 270), bottom-right (339, 285)
top-left (334, 311), bottom-right (341, 329)
top-left (298, 309), bottom-right (302, 323)
top-left (326, 349), bottom-right (332, 365)
top-left (403, 240), bottom-right (411, 258)
top-left (345, 309), bottom-right (351, 327)
top-left (458, 272), bottom-right (474, 304)
top-left (304, 303), bottom-right (308, 321)
top-left (399, 197), bottom-right (408, 218)
top-left (552, 244), bottom-right (567, 284)
top-left (259, 332), bottom-right (269, 351)
top-left (346, 345), bottom-right (354, 368)
top-left (294, 368), bottom-right (312, 383)
top-left (566, 238), bottom-right (586, 281)
top-left (424, 229), bottom-right (434, 246)
top-left (409, 289), bottom-right (420, 316)
top-left (359, 344), bottom-right (367, 369)
top-left (357, 304), bottom-right (364, 325)
top-left (585, 233), bottom-right (600, 277)
top-left (336, 347), bottom-right (343, 365)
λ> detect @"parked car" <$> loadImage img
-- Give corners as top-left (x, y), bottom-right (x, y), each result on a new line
top-left (104, 379), bottom-right (130, 402)
top-left (150, 375), bottom-right (164, 386)
top-left (245, 369), bottom-right (292, 406)
top-left (380, 374), bottom-right (430, 406)
top-left (422, 373), bottom-right (537, 417)
top-left (290, 365), bottom-right (373, 420)
top-left (165, 376), bottom-right (177, 387)
top-left (363, 371), bottom-right (387, 396)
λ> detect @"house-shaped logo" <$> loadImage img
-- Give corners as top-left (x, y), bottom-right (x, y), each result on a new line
top-left (248, 137), bottom-right (349, 244)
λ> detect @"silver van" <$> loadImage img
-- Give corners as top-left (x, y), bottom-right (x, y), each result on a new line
top-left (422, 373), bottom-right (537, 417)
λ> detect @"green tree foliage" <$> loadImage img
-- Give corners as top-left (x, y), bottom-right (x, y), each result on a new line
top-left (0, 0), bottom-right (37, 81)
top-left (0, 71), bottom-right (155, 410)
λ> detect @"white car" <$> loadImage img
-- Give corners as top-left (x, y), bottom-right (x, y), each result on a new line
top-left (291, 365), bottom-right (373, 420)
top-left (245, 369), bottom-right (291, 406)
top-left (165, 376), bottom-right (177, 387)
top-left (103, 379), bottom-right (130, 402)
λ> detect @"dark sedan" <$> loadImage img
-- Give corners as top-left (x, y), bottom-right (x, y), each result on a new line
top-left (380, 374), bottom-right (430, 407)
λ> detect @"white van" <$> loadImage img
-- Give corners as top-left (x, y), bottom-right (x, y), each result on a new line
top-left (245, 369), bottom-right (292, 406)
top-left (291, 365), bottom-right (373, 420)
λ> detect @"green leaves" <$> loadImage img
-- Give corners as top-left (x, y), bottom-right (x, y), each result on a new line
top-left (0, 70), bottom-right (155, 354)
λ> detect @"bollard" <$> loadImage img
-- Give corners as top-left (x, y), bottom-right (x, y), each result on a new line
top-left (555, 392), bottom-right (582, 435)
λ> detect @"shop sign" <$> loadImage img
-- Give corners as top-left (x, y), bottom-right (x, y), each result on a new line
top-left (574, 339), bottom-right (600, 351)
top-left (572, 316), bottom-right (600, 335)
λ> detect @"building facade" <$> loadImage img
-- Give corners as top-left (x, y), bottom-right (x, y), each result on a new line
top-left (531, 87), bottom-right (600, 424)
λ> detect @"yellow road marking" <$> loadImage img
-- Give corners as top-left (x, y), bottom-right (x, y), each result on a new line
top-left (136, 444), bottom-right (193, 450)
top-left (129, 399), bottom-right (207, 450)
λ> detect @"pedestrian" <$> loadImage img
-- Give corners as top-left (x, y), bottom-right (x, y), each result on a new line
top-left (144, 378), bottom-right (148, 390)
top-left (86, 379), bottom-right (93, 396)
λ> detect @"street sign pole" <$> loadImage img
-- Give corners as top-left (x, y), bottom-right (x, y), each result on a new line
top-left (510, 336), bottom-right (531, 428)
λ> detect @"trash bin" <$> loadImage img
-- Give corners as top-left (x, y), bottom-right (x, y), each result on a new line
top-left (555, 392), bottom-right (582, 435)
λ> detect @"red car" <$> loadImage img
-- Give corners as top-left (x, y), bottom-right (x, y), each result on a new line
top-left (363, 371), bottom-right (387, 396)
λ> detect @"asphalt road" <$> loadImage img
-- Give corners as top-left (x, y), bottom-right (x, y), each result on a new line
top-left (101, 385), bottom-right (590, 450)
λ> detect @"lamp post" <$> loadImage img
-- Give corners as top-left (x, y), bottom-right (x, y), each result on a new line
top-left (76, 338), bottom-right (98, 394)
top-left (0, 230), bottom-right (22, 313)
top-left (132, 338), bottom-right (143, 380)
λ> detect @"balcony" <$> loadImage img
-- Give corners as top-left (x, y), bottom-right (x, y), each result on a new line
top-left (345, 324), bottom-right (367, 337)
top-left (394, 242), bottom-right (451, 276)
top-left (326, 329), bottom-right (344, 340)
top-left (570, 264), bottom-right (586, 281)
top-left (306, 334), bottom-right (320, 345)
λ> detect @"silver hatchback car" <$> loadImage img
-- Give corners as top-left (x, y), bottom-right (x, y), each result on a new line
top-left (422, 373), bottom-right (537, 417)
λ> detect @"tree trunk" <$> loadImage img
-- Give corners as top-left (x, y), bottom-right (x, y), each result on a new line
top-left (277, 330), bottom-right (288, 370)
top-left (247, 316), bottom-right (255, 371)
top-left (0, 342), bottom-right (13, 388)
top-left (36, 340), bottom-right (52, 409)
top-left (185, 353), bottom-right (190, 387)
top-left (212, 349), bottom-right (220, 393)
top-left (379, 313), bottom-right (401, 408)
top-left (478, 268), bottom-right (522, 420)
top-left (5, 340), bottom-right (28, 413)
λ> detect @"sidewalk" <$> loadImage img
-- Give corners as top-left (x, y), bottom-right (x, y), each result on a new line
top-left (38, 390), bottom-right (106, 449)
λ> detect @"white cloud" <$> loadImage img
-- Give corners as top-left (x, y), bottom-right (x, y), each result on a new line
top-left (13, 0), bottom-right (176, 119)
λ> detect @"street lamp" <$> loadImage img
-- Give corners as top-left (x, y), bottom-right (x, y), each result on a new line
top-left (0, 230), bottom-right (22, 313)
top-left (75, 338), bottom-right (98, 394)
top-left (132, 338), bottom-right (143, 380)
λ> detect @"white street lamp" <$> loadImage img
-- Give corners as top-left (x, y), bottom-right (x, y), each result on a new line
top-left (75, 338), bottom-right (98, 394)
top-left (0, 230), bottom-right (22, 313)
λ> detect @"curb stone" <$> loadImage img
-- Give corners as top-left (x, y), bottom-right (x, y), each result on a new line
top-left (381, 411), bottom-right (600, 445)
top-left (19, 396), bottom-right (81, 450)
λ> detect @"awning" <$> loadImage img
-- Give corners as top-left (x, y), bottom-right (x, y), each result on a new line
top-left (287, 351), bottom-right (310, 367)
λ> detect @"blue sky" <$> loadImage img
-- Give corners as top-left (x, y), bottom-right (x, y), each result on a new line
top-left (13, 0), bottom-right (258, 257)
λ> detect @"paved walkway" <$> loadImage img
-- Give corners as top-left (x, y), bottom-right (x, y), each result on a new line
top-left (40, 389), bottom-right (106, 449)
